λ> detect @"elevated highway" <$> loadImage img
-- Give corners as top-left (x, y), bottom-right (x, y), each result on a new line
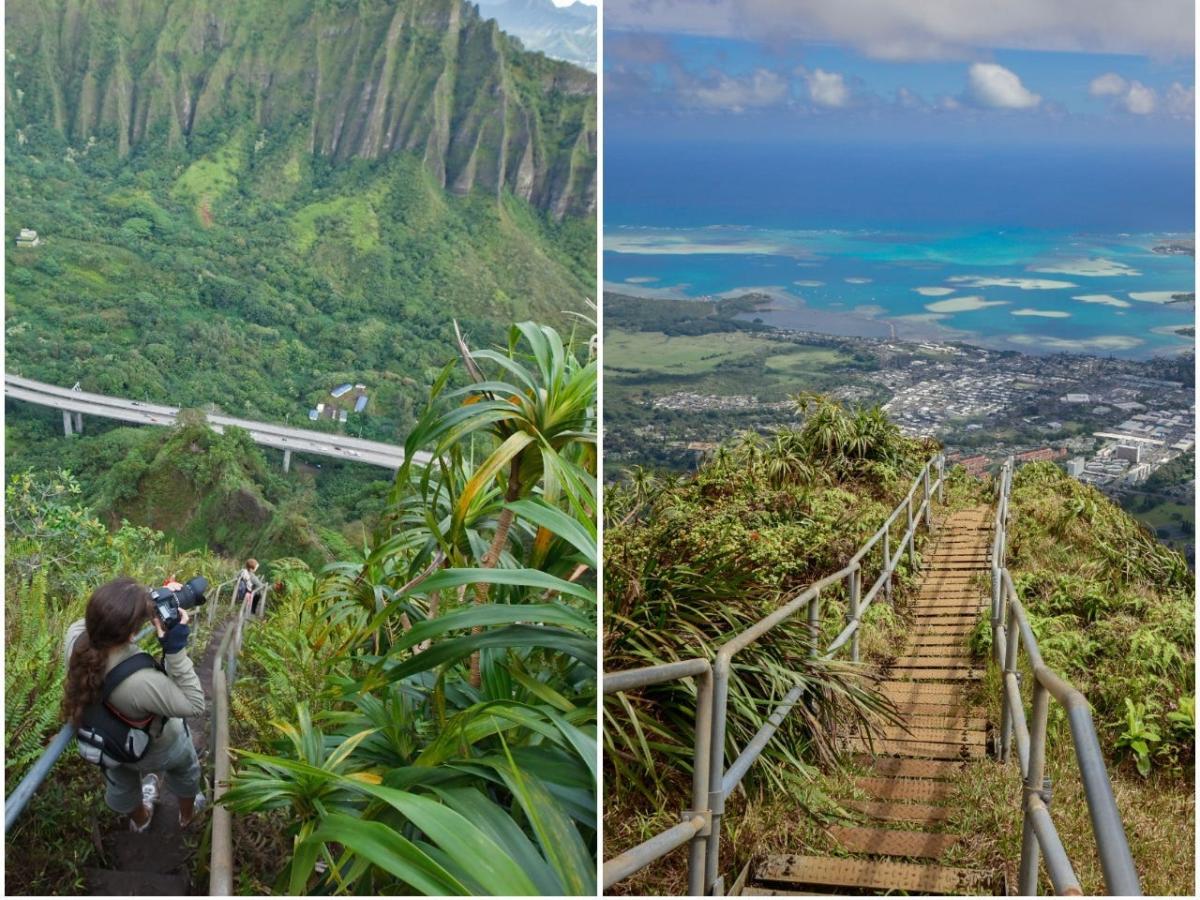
top-left (4, 374), bottom-right (429, 471)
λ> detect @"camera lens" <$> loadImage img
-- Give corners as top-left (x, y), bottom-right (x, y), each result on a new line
top-left (176, 576), bottom-right (209, 609)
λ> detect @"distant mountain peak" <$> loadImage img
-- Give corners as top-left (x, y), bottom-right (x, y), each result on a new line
top-left (474, 0), bottom-right (596, 70)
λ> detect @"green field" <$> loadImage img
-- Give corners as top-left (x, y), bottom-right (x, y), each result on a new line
top-left (607, 330), bottom-right (849, 376)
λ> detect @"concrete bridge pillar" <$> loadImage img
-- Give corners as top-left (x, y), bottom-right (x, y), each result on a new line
top-left (73, 412), bottom-right (83, 433)
top-left (282, 449), bottom-right (292, 473)
top-left (62, 410), bottom-right (74, 437)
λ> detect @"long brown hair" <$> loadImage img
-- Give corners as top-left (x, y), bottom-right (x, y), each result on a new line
top-left (61, 578), bottom-right (152, 726)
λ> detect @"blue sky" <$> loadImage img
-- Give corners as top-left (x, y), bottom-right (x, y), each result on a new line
top-left (605, 1), bottom-right (1195, 148)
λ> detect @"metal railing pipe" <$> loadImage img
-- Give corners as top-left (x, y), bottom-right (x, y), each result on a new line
top-left (604, 818), bottom-right (707, 889)
top-left (1027, 795), bottom-right (1082, 896)
top-left (604, 658), bottom-right (712, 695)
top-left (991, 457), bottom-right (1140, 897)
top-left (848, 566), bottom-right (862, 663)
top-left (5, 623), bottom-right (155, 833)
top-left (721, 683), bottom-right (807, 797)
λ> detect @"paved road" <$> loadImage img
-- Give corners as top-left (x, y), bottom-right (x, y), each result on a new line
top-left (4, 374), bottom-right (430, 471)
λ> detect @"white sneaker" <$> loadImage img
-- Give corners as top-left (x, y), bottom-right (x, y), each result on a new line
top-left (129, 774), bottom-right (160, 832)
top-left (180, 792), bottom-right (207, 828)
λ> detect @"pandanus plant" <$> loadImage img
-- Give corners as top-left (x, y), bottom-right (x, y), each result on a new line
top-left (390, 321), bottom-right (597, 684)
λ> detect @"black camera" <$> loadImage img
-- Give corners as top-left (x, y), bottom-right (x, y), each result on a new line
top-left (149, 576), bottom-right (208, 629)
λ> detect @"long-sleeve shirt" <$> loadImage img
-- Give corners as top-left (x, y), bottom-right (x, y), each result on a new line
top-left (64, 619), bottom-right (205, 743)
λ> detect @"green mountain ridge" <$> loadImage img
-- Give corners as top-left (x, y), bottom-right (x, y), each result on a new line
top-left (6, 0), bottom-right (595, 219)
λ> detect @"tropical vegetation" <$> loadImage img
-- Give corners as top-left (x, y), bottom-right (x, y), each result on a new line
top-left (222, 321), bottom-right (598, 894)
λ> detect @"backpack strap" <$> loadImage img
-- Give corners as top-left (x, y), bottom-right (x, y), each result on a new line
top-left (100, 652), bottom-right (159, 704)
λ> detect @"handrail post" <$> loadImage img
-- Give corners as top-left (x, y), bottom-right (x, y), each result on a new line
top-left (807, 590), bottom-right (821, 659)
top-left (937, 455), bottom-right (945, 503)
top-left (922, 465), bottom-right (932, 527)
top-left (848, 567), bottom-right (861, 663)
top-left (705, 656), bottom-right (732, 894)
top-left (906, 496), bottom-right (915, 571)
top-left (882, 530), bottom-right (892, 604)
top-left (687, 667), bottom-right (715, 896)
top-left (1000, 593), bottom-right (1020, 764)
top-left (1019, 681), bottom-right (1051, 895)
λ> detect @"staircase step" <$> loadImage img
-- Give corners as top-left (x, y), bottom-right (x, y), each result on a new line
top-left (871, 725), bottom-right (985, 746)
top-left (755, 854), bottom-right (991, 894)
top-left (854, 777), bottom-right (955, 803)
top-left (841, 738), bottom-right (984, 760)
top-left (844, 800), bottom-right (955, 824)
top-left (907, 634), bottom-right (971, 647)
top-left (887, 668), bottom-right (982, 681)
top-left (913, 622), bottom-right (976, 635)
top-left (856, 757), bottom-right (967, 779)
top-left (891, 702), bottom-right (984, 718)
top-left (102, 833), bottom-right (191, 874)
top-left (828, 825), bottom-right (959, 859)
top-left (879, 681), bottom-right (971, 702)
top-left (85, 868), bottom-right (190, 896)
top-left (891, 655), bottom-right (978, 668)
top-left (907, 712), bottom-right (987, 730)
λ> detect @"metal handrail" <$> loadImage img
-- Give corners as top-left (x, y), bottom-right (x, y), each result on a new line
top-left (208, 583), bottom-right (270, 895)
top-left (604, 453), bottom-right (946, 894)
top-left (990, 457), bottom-right (1140, 896)
top-left (5, 622), bottom-right (154, 832)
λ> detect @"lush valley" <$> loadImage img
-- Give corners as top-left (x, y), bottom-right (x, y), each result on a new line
top-left (5, 0), bottom-right (595, 558)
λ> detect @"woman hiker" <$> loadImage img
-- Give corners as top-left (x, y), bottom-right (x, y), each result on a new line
top-left (62, 578), bottom-right (207, 832)
top-left (236, 558), bottom-right (267, 617)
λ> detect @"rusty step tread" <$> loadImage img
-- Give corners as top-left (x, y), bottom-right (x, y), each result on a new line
top-left (843, 799), bottom-right (955, 823)
top-left (891, 654), bottom-right (979, 667)
top-left (892, 702), bottom-right (985, 717)
top-left (828, 825), bottom-right (959, 859)
top-left (870, 725), bottom-right (985, 745)
top-left (856, 756), bottom-right (967, 778)
top-left (906, 637), bottom-right (971, 649)
top-left (841, 738), bottom-right (984, 760)
top-left (906, 712), bottom-right (987, 728)
top-left (914, 611), bottom-right (981, 621)
top-left (886, 668), bottom-right (983, 681)
top-left (742, 889), bottom-right (838, 896)
top-left (854, 777), bottom-right (956, 803)
top-left (754, 854), bottom-right (991, 894)
top-left (879, 683), bottom-right (971, 701)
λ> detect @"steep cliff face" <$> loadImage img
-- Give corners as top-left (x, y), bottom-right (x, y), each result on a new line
top-left (5, 0), bottom-right (595, 219)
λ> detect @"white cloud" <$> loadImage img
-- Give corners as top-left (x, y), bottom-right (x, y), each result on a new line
top-left (690, 68), bottom-right (789, 112)
top-left (1089, 72), bottom-right (1127, 96)
top-left (1165, 82), bottom-right (1195, 118)
top-left (605, 0), bottom-right (1196, 61)
top-left (805, 68), bottom-right (850, 107)
top-left (1123, 81), bottom-right (1156, 114)
top-left (968, 63), bottom-right (1040, 109)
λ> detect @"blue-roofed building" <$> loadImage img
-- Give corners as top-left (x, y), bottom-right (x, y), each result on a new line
top-left (331, 383), bottom-right (353, 398)
top-left (354, 394), bottom-right (369, 413)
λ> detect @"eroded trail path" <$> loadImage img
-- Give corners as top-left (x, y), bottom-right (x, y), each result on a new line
top-left (746, 506), bottom-right (1000, 895)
